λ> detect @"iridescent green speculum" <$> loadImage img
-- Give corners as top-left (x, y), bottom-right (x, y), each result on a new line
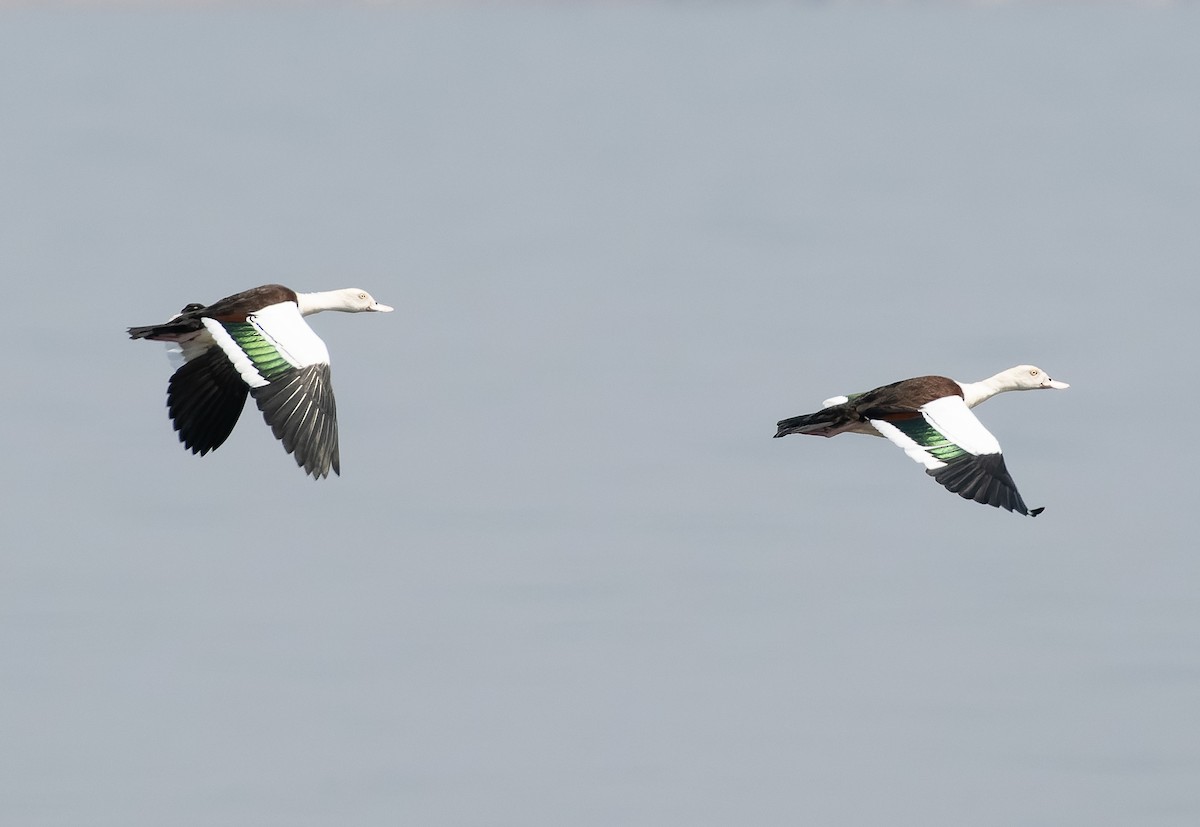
top-left (225, 322), bottom-right (292, 381)
top-left (892, 417), bottom-right (967, 463)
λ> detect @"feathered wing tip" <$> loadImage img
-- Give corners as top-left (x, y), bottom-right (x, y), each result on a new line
top-left (925, 453), bottom-right (1036, 516)
top-left (250, 363), bottom-right (340, 479)
top-left (167, 347), bottom-right (249, 455)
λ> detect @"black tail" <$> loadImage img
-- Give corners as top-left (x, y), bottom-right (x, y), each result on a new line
top-left (128, 324), bottom-right (168, 340)
top-left (774, 408), bottom-right (853, 438)
top-left (127, 317), bottom-right (204, 341)
top-left (128, 303), bottom-right (207, 340)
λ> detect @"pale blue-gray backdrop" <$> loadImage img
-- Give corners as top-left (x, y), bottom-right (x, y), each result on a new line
top-left (2, 3), bottom-right (1198, 826)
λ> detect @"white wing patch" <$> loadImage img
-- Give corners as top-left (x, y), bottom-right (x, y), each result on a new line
top-left (165, 328), bottom-right (217, 371)
top-left (869, 395), bottom-right (1003, 471)
top-left (202, 318), bottom-right (271, 388)
top-left (870, 418), bottom-right (947, 470)
top-left (200, 301), bottom-right (332, 391)
top-left (822, 395), bottom-right (850, 407)
top-left (921, 396), bottom-right (1002, 456)
top-left (249, 302), bottom-right (332, 369)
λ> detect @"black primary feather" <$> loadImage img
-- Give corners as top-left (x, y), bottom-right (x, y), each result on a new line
top-left (250, 364), bottom-right (340, 479)
top-left (926, 453), bottom-right (1032, 515)
top-left (167, 346), bottom-right (249, 455)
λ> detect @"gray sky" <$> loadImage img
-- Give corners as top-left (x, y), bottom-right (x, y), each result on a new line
top-left (2, 4), bottom-right (1199, 826)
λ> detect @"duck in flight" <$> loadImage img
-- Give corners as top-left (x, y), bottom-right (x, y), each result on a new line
top-left (774, 366), bottom-right (1069, 515)
top-left (129, 284), bottom-right (393, 479)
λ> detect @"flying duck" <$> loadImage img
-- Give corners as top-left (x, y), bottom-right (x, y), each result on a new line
top-left (129, 284), bottom-right (393, 479)
top-left (774, 366), bottom-right (1069, 516)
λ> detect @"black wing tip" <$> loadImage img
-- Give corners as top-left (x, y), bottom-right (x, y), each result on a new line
top-left (927, 454), bottom-right (1037, 516)
top-left (177, 434), bottom-right (217, 457)
top-left (252, 364), bottom-right (340, 480)
top-left (302, 452), bottom-right (339, 480)
top-left (166, 347), bottom-right (249, 457)
top-left (1029, 506), bottom-right (1045, 517)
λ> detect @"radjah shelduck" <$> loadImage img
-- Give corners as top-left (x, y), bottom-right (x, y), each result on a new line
top-left (774, 366), bottom-right (1069, 515)
top-left (128, 284), bottom-right (393, 479)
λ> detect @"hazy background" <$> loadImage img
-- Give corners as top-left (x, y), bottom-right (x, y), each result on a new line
top-left (2, 3), bottom-right (1198, 825)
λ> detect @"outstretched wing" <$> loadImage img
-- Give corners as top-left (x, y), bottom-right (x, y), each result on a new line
top-left (250, 364), bottom-right (339, 479)
top-left (201, 302), bottom-right (340, 479)
top-left (167, 345), bottom-right (249, 455)
top-left (868, 396), bottom-right (1038, 515)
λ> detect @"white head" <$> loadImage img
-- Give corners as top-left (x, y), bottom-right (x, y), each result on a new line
top-left (297, 288), bottom-right (394, 316)
top-left (996, 365), bottom-right (1070, 391)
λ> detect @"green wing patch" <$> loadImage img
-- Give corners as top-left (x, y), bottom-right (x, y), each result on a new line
top-left (223, 322), bottom-right (293, 382)
top-left (891, 416), bottom-right (969, 463)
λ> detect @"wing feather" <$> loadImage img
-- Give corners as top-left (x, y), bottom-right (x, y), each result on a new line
top-left (166, 346), bottom-right (249, 455)
top-left (870, 395), bottom-right (1034, 515)
top-left (249, 364), bottom-right (339, 479)
top-left (926, 453), bottom-right (1031, 515)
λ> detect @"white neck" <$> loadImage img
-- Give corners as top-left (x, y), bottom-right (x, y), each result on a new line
top-left (957, 374), bottom-right (1012, 408)
top-left (296, 290), bottom-right (354, 316)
